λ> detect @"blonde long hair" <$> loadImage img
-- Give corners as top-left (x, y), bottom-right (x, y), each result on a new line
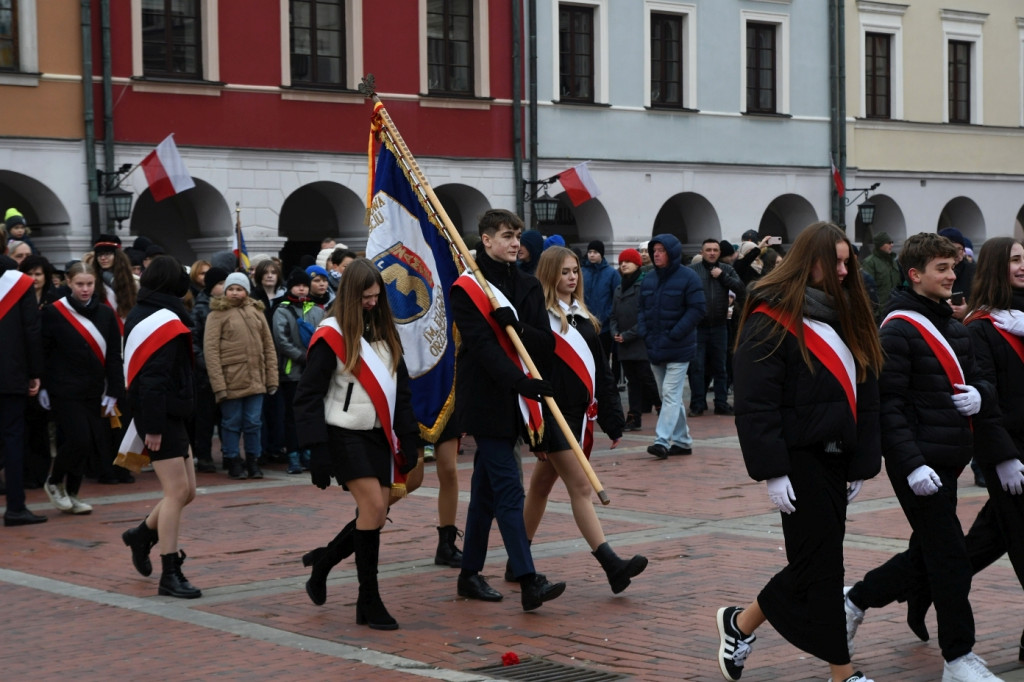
top-left (332, 258), bottom-right (402, 374)
top-left (536, 246), bottom-right (600, 334)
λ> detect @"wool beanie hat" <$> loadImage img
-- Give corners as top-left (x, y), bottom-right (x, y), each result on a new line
top-left (203, 266), bottom-right (229, 295)
top-left (5, 212), bottom-right (25, 229)
top-left (286, 268), bottom-right (312, 290)
top-left (741, 230), bottom-right (760, 243)
top-left (210, 250), bottom-right (238, 273)
top-left (224, 272), bottom-right (251, 294)
top-left (873, 232), bottom-right (893, 248)
top-left (145, 244), bottom-right (166, 259)
top-left (543, 234), bottom-right (566, 251)
top-left (587, 240), bottom-right (605, 258)
top-left (305, 264), bottom-right (329, 280)
top-left (938, 228), bottom-right (966, 247)
top-left (719, 240), bottom-right (736, 259)
top-left (618, 248), bottom-right (642, 268)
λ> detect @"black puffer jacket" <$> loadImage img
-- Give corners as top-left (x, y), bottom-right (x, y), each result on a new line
top-left (878, 288), bottom-right (993, 477)
top-left (41, 295), bottom-right (124, 402)
top-left (734, 299), bottom-right (881, 482)
top-left (450, 254), bottom-right (554, 441)
top-left (123, 289), bottom-right (195, 436)
top-left (967, 294), bottom-right (1024, 465)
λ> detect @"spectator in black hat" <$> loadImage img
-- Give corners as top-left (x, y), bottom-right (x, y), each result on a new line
top-left (143, 244), bottom-right (166, 270)
top-left (582, 239), bottom-right (621, 368)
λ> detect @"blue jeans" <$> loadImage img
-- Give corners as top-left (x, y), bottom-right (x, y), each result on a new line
top-left (651, 361), bottom-right (692, 448)
top-left (220, 394), bottom-right (263, 460)
top-left (688, 324), bottom-right (729, 410)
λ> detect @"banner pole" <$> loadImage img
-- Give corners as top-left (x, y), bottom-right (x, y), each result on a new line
top-left (367, 88), bottom-right (610, 505)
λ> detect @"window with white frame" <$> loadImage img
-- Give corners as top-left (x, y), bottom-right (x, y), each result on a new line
top-left (645, 2), bottom-right (696, 110)
top-left (418, 0), bottom-right (488, 98)
top-left (132, 0), bottom-right (219, 81)
top-left (280, 0), bottom-right (361, 89)
top-left (0, 0), bottom-right (38, 82)
top-left (553, 0), bottom-right (607, 104)
top-left (857, 1), bottom-right (906, 120)
top-left (740, 10), bottom-right (789, 115)
top-left (940, 9), bottom-right (986, 125)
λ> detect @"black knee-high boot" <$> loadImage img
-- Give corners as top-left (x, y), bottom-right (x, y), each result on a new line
top-left (122, 518), bottom-right (159, 577)
top-left (593, 542), bottom-right (648, 594)
top-left (302, 518), bottom-right (356, 606)
top-left (353, 527), bottom-right (398, 630)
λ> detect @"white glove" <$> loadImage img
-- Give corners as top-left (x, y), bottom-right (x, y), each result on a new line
top-left (995, 459), bottom-right (1024, 495)
top-left (991, 309), bottom-right (1024, 336)
top-left (38, 389), bottom-right (50, 410)
top-left (847, 480), bottom-right (864, 503)
top-left (907, 465), bottom-right (942, 496)
top-left (101, 395), bottom-right (117, 417)
top-left (951, 384), bottom-right (981, 416)
top-left (766, 475), bottom-right (797, 514)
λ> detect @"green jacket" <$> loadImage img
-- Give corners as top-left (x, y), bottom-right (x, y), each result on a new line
top-left (861, 250), bottom-right (901, 319)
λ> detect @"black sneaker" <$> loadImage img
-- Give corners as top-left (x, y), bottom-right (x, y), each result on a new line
top-left (714, 403), bottom-right (735, 416)
top-left (717, 606), bottom-right (755, 681)
top-left (668, 445), bottom-right (692, 456)
top-left (646, 444), bottom-right (669, 460)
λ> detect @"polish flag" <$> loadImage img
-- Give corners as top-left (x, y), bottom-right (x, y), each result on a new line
top-left (830, 153), bottom-right (845, 198)
top-left (141, 134), bottom-right (195, 202)
top-left (558, 162), bottom-right (602, 207)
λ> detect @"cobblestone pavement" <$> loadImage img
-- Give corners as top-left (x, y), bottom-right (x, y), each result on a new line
top-left (4, 412), bottom-right (1024, 681)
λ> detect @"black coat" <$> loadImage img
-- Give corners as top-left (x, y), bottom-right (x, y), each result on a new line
top-left (878, 288), bottom-right (993, 477)
top-left (967, 304), bottom-right (1024, 466)
top-left (123, 290), bottom-right (195, 436)
top-left (0, 262), bottom-right (43, 395)
top-left (41, 295), bottom-right (124, 403)
top-left (450, 254), bottom-right (554, 440)
top-left (689, 259), bottom-right (744, 327)
top-left (734, 304), bottom-right (882, 482)
top-left (542, 308), bottom-right (625, 447)
top-left (609, 271), bottom-right (649, 362)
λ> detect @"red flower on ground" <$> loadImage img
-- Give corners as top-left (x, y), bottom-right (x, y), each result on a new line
top-left (502, 651), bottom-right (520, 666)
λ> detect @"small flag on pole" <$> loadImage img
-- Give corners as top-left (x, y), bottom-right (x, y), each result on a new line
top-left (558, 162), bottom-right (601, 207)
top-left (830, 153), bottom-right (845, 198)
top-left (140, 134), bottom-right (195, 202)
top-left (234, 224), bottom-right (250, 272)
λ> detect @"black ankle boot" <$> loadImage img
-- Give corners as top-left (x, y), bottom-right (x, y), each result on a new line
top-left (624, 411), bottom-right (642, 431)
top-left (434, 525), bottom-right (463, 568)
top-left (593, 542), bottom-right (648, 594)
top-left (158, 550), bottom-right (202, 599)
top-left (353, 527), bottom-right (398, 630)
top-left (303, 518), bottom-right (356, 606)
top-left (245, 457), bottom-right (263, 479)
top-left (122, 519), bottom-right (159, 577)
top-left (227, 457), bottom-right (247, 480)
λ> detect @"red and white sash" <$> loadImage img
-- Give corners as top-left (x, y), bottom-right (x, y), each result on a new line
top-left (0, 269), bottom-right (32, 320)
top-left (53, 297), bottom-right (107, 367)
top-left (101, 285), bottom-right (126, 336)
top-left (882, 310), bottom-right (965, 389)
top-left (452, 272), bottom-right (545, 445)
top-left (754, 303), bottom-right (858, 421)
top-left (549, 306), bottom-right (598, 457)
top-left (310, 318), bottom-right (408, 485)
top-left (968, 310), bottom-right (1024, 366)
top-left (118, 309), bottom-right (192, 457)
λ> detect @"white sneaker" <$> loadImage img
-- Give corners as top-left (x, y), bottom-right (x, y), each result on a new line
top-left (843, 586), bottom-right (864, 656)
top-left (44, 482), bottom-right (73, 511)
top-left (942, 652), bottom-right (1004, 682)
top-left (66, 494), bottom-right (93, 515)
top-left (829, 673), bottom-right (874, 682)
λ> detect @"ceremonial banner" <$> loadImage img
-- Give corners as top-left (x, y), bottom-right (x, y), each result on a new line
top-left (365, 140), bottom-right (460, 441)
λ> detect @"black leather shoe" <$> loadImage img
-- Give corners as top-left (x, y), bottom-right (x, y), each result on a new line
top-left (457, 574), bottom-right (503, 602)
top-left (4, 509), bottom-right (48, 526)
top-left (646, 444), bottom-right (669, 460)
top-left (687, 407), bottom-right (705, 417)
top-left (713, 403), bottom-right (735, 416)
top-left (668, 445), bottom-right (692, 456)
top-left (520, 573), bottom-right (565, 611)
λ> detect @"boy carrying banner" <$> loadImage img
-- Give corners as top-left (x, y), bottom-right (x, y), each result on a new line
top-left (844, 232), bottom-right (1002, 682)
top-left (449, 209), bottom-right (566, 611)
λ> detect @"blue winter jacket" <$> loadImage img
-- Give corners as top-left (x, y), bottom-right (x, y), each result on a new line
top-left (582, 257), bottom-right (621, 327)
top-left (637, 234), bottom-right (706, 364)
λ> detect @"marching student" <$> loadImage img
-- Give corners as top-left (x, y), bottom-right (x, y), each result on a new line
top-left (40, 262), bottom-right (124, 514)
top-left (119, 256), bottom-right (201, 598)
top-left (293, 258), bottom-right (420, 629)
top-left (517, 246), bottom-right (645, 594)
top-left (91, 233), bottom-right (137, 333)
top-left (843, 232), bottom-right (1001, 682)
top-left (448, 208), bottom-right (566, 611)
top-left (716, 222), bottom-right (883, 682)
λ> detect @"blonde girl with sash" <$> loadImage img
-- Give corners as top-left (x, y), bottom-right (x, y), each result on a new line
top-left (119, 256), bottom-right (201, 599)
top-left (293, 258), bottom-right (419, 630)
top-left (716, 222), bottom-right (883, 682)
top-left (40, 262), bottom-right (124, 514)
top-left (515, 246), bottom-right (646, 594)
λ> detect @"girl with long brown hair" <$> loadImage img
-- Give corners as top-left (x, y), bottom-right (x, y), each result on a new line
top-left (293, 258), bottom-right (419, 630)
top-left (716, 222), bottom-right (883, 682)
top-left (91, 234), bottom-right (137, 326)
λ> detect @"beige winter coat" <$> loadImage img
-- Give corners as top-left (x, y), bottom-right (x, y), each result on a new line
top-left (204, 296), bottom-right (279, 401)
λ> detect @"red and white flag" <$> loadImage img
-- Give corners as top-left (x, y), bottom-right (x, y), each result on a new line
top-left (830, 153), bottom-right (845, 198)
top-left (558, 162), bottom-right (601, 207)
top-left (141, 134), bottom-right (195, 202)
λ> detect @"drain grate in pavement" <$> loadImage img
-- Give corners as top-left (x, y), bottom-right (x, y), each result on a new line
top-left (471, 657), bottom-right (626, 681)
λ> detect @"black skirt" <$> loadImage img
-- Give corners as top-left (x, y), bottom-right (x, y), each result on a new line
top-left (148, 417), bottom-right (191, 462)
top-left (327, 425), bottom-right (391, 488)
